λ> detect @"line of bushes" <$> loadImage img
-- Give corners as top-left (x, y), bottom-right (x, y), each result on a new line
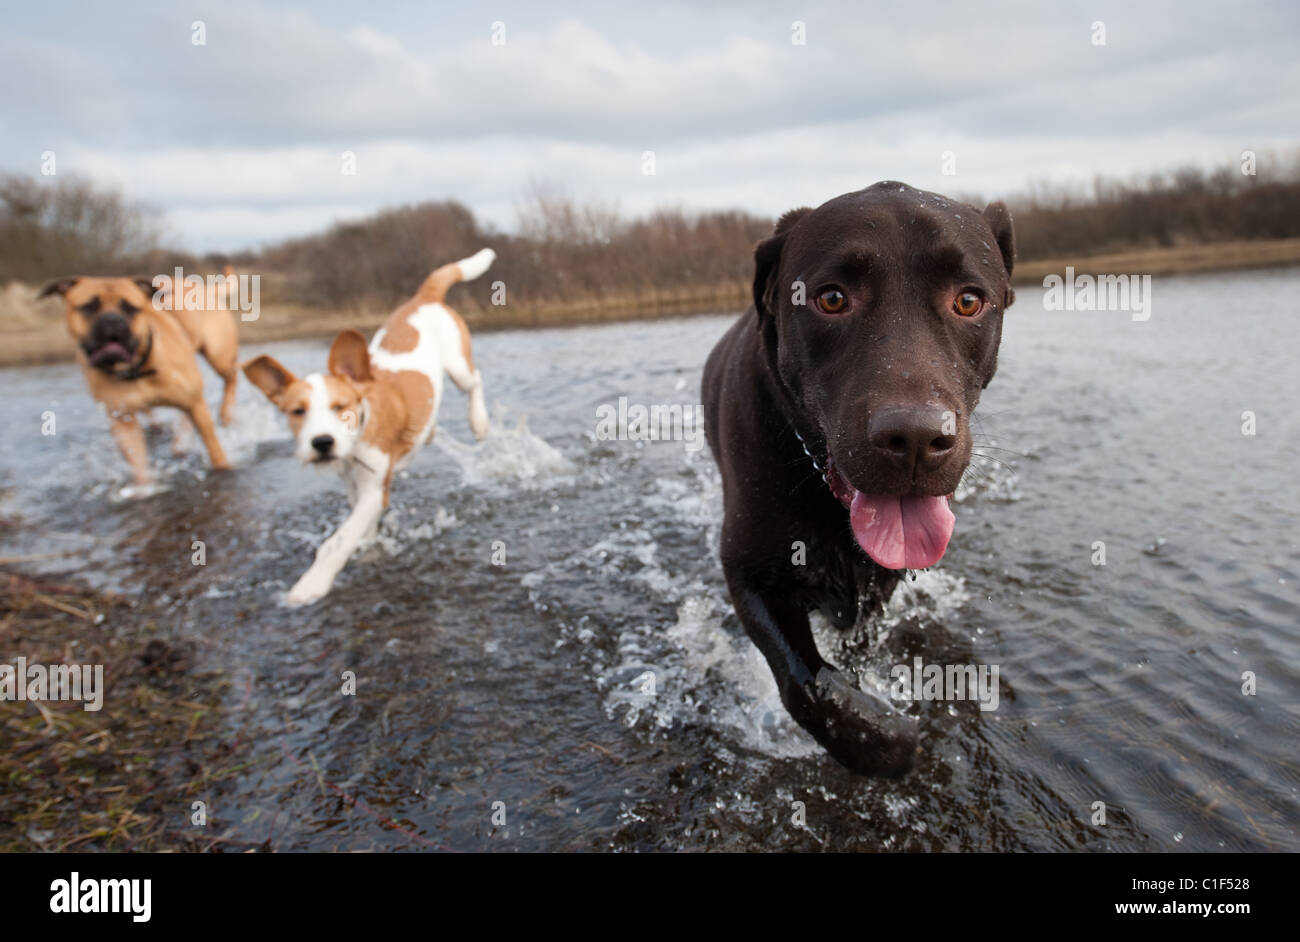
top-left (4, 153), bottom-right (1299, 319)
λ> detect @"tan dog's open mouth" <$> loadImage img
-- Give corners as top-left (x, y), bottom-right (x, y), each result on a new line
top-left (87, 340), bottom-right (134, 368)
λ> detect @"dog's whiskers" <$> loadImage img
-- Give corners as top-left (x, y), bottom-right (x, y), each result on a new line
top-left (969, 450), bottom-right (1017, 472)
top-left (971, 442), bottom-right (1028, 458)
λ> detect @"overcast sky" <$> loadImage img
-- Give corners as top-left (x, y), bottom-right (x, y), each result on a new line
top-left (3, 0), bottom-right (1297, 252)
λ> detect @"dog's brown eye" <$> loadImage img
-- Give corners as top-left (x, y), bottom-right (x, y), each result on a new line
top-left (292, 407), bottom-right (307, 416)
top-left (953, 291), bottom-right (983, 317)
top-left (816, 288), bottom-right (848, 315)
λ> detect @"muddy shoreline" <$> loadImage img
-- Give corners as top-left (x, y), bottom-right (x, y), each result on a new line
top-left (0, 568), bottom-right (249, 852)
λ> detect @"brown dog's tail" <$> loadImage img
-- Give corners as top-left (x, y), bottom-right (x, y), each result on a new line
top-left (415, 248), bottom-right (496, 304)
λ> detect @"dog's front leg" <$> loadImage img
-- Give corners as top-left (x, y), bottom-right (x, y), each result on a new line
top-left (285, 486), bottom-right (385, 607)
top-left (724, 568), bottom-right (917, 776)
top-left (343, 468), bottom-right (381, 543)
top-left (109, 413), bottom-right (151, 486)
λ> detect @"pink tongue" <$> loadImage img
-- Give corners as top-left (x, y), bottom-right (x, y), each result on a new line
top-left (849, 493), bottom-right (955, 570)
top-left (90, 342), bottom-right (128, 365)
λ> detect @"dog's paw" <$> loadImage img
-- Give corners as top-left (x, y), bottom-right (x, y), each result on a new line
top-left (115, 480), bottom-right (162, 501)
top-left (283, 574), bottom-right (331, 607)
top-left (799, 667), bottom-right (918, 777)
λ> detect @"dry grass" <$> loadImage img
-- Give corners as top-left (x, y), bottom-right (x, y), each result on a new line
top-left (0, 569), bottom-right (242, 852)
top-left (2, 238), bottom-right (1298, 369)
top-left (1014, 237), bottom-right (1300, 283)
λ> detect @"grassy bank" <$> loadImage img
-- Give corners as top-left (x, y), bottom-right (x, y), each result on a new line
top-left (1013, 237), bottom-right (1300, 282)
top-left (0, 567), bottom-right (240, 851)
top-left (3, 238), bottom-right (1299, 369)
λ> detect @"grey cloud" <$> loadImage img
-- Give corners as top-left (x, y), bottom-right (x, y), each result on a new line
top-left (2, 0), bottom-right (1296, 250)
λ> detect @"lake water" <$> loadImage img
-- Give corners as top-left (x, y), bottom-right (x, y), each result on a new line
top-left (1, 267), bottom-right (1297, 851)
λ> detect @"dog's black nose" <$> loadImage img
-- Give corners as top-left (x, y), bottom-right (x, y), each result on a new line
top-left (92, 312), bottom-right (132, 341)
top-left (868, 407), bottom-right (957, 475)
top-left (311, 435), bottom-right (334, 456)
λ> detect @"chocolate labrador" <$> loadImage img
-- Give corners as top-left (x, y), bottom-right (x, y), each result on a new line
top-left (702, 181), bottom-right (1015, 775)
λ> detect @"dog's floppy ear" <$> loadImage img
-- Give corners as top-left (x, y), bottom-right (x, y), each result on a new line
top-left (37, 276), bottom-right (80, 299)
top-left (982, 201), bottom-right (1016, 306)
top-left (243, 355), bottom-right (297, 404)
top-left (132, 276), bottom-right (160, 306)
top-left (328, 329), bottom-right (372, 384)
top-left (753, 207), bottom-right (812, 325)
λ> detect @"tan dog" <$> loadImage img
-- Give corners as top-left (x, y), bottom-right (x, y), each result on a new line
top-left (242, 248), bottom-right (494, 605)
top-left (39, 275), bottom-right (240, 485)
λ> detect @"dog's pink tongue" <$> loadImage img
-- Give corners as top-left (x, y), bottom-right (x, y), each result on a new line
top-left (90, 342), bottom-right (128, 365)
top-left (849, 493), bottom-right (955, 570)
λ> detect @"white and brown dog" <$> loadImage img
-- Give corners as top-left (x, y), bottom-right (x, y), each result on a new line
top-left (242, 249), bottom-right (494, 606)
